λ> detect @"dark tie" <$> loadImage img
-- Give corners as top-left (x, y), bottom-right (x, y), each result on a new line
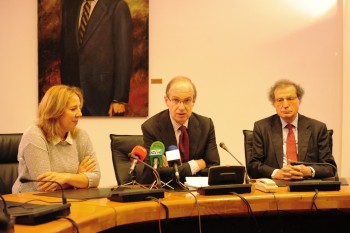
top-left (286, 124), bottom-right (298, 165)
top-left (79, 0), bottom-right (92, 45)
top-left (179, 125), bottom-right (189, 162)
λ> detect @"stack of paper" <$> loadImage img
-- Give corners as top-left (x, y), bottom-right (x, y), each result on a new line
top-left (185, 177), bottom-right (209, 188)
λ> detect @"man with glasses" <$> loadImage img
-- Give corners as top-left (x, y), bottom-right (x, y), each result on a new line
top-left (248, 79), bottom-right (337, 180)
top-left (141, 76), bottom-right (220, 184)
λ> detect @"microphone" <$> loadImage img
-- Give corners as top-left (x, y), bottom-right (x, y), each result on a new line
top-left (149, 141), bottom-right (165, 170)
top-left (129, 145), bottom-right (147, 175)
top-left (128, 153), bottom-right (162, 189)
top-left (219, 142), bottom-right (250, 184)
top-left (20, 177), bottom-right (67, 204)
top-left (108, 146), bottom-right (165, 202)
top-left (289, 160), bottom-right (338, 180)
top-left (219, 142), bottom-right (244, 166)
top-left (14, 177), bottom-right (71, 225)
top-left (166, 145), bottom-right (182, 181)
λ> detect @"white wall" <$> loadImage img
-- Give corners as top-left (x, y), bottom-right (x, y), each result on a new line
top-left (0, 0), bottom-right (348, 186)
top-left (342, 0), bottom-right (350, 177)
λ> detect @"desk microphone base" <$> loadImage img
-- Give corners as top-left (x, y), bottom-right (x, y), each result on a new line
top-left (197, 184), bottom-right (252, 196)
top-left (13, 203), bottom-right (71, 225)
top-left (289, 180), bottom-right (341, 192)
top-left (108, 188), bottom-right (165, 202)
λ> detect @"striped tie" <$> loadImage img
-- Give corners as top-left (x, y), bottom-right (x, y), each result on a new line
top-left (79, 1), bottom-right (91, 45)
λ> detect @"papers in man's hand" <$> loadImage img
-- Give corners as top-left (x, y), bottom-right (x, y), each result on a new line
top-left (185, 177), bottom-right (209, 188)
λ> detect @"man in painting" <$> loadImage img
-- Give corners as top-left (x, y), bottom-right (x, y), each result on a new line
top-left (61, 0), bottom-right (133, 116)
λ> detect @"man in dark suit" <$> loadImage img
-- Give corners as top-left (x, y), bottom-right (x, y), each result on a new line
top-left (248, 79), bottom-right (337, 180)
top-left (61, 0), bottom-right (132, 116)
top-left (141, 76), bottom-right (220, 184)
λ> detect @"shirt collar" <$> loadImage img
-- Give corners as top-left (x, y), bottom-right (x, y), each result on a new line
top-left (280, 114), bottom-right (299, 128)
top-left (169, 114), bottom-right (189, 131)
top-left (52, 131), bottom-right (73, 145)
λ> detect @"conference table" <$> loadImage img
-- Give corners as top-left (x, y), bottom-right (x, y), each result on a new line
top-left (3, 178), bottom-right (350, 233)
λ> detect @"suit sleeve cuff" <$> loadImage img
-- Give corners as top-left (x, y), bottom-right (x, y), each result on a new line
top-left (271, 169), bottom-right (279, 178)
top-left (188, 160), bottom-right (200, 175)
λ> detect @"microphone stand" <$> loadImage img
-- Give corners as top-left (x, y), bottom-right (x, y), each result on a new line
top-left (128, 154), bottom-right (166, 190)
top-left (220, 142), bottom-right (251, 184)
top-left (172, 163), bottom-right (188, 191)
top-left (19, 177), bottom-right (68, 204)
top-left (149, 174), bottom-right (175, 190)
top-left (122, 169), bottom-right (145, 188)
top-left (15, 177), bottom-right (71, 225)
top-left (108, 154), bottom-right (165, 202)
top-left (122, 154), bottom-right (148, 188)
top-left (149, 158), bottom-right (174, 190)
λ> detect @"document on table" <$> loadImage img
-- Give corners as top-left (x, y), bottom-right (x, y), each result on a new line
top-left (185, 177), bottom-right (209, 188)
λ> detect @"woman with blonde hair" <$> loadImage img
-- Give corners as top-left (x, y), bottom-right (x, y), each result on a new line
top-left (12, 85), bottom-right (100, 193)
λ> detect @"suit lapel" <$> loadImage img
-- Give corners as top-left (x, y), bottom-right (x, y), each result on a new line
top-left (158, 111), bottom-right (177, 148)
top-left (80, 0), bottom-right (108, 47)
top-left (271, 116), bottom-right (284, 168)
top-left (297, 115), bottom-right (310, 162)
top-left (187, 115), bottom-right (200, 160)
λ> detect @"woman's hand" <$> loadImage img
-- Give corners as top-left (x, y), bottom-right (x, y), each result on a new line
top-left (78, 156), bottom-right (96, 173)
top-left (36, 172), bottom-right (71, 192)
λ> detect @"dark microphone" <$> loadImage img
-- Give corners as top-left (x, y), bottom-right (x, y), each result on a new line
top-left (289, 160), bottom-right (338, 180)
top-left (149, 141), bottom-right (165, 170)
top-left (129, 145), bottom-right (147, 175)
top-left (16, 177), bottom-right (71, 225)
top-left (219, 142), bottom-right (250, 184)
top-left (20, 177), bottom-right (67, 204)
top-left (166, 145), bottom-right (182, 180)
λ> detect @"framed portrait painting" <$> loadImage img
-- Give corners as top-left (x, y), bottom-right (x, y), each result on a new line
top-left (38, 0), bottom-right (149, 117)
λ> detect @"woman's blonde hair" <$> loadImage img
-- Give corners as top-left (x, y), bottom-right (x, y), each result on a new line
top-left (37, 85), bottom-right (83, 141)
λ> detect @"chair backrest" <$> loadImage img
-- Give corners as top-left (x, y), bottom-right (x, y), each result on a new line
top-left (109, 134), bottom-right (144, 185)
top-left (242, 129), bottom-right (334, 171)
top-left (0, 133), bottom-right (22, 194)
top-left (242, 130), bottom-right (254, 169)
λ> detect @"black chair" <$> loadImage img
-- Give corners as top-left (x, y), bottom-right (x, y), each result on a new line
top-left (0, 133), bottom-right (22, 194)
top-left (109, 134), bottom-right (145, 185)
top-left (242, 129), bottom-right (334, 176)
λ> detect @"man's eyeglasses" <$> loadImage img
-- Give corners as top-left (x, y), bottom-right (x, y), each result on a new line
top-left (167, 97), bottom-right (194, 106)
top-left (275, 96), bottom-right (298, 104)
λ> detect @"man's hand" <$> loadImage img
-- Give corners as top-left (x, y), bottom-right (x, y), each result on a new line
top-left (108, 102), bottom-right (126, 116)
top-left (195, 159), bottom-right (206, 170)
top-left (297, 164), bottom-right (313, 177)
top-left (272, 165), bottom-right (303, 180)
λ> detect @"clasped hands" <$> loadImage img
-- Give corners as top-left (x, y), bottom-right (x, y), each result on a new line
top-left (272, 162), bottom-right (312, 180)
top-left (36, 156), bottom-right (96, 192)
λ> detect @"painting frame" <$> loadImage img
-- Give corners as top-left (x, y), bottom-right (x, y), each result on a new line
top-left (38, 0), bottom-right (149, 117)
